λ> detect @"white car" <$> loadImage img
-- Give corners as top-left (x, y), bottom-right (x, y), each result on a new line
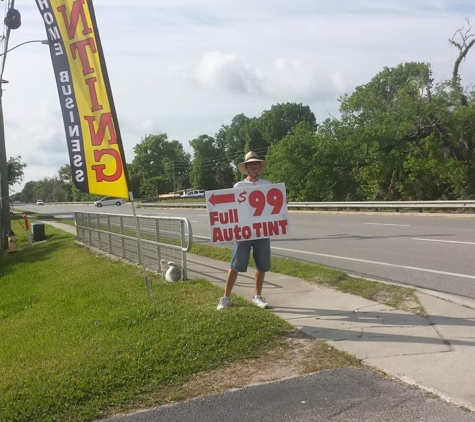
top-left (94, 197), bottom-right (126, 207)
top-left (180, 190), bottom-right (205, 199)
top-left (36, 199), bottom-right (44, 206)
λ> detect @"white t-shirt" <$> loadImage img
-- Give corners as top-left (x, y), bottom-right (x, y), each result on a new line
top-left (233, 178), bottom-right (271, 189)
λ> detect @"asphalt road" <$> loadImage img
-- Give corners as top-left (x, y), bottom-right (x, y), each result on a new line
top-left (19, 203), bottom-right (475, 300)
top-left (98, 368), bottom-right (475, 422)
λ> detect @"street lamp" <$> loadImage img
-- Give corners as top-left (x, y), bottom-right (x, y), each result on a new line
top-left (0, 39), bottom-right (49, 250)
top-left (0, 39), bottom-right (49, 57)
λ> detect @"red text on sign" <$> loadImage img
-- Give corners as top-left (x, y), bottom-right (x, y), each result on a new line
top-left (211, 219), bottom-right (288, 242)
top-left (248, 188), bottom-right (284, 216)
top-left (57, 0), bottom-right (125, 185)
top-left (209, 209), bottom-right (239, 226)
top-left (253, 220), bottom-right (288, 237)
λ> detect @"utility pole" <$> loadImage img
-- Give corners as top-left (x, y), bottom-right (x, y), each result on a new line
top-left (235, 152), bottom-right (239, 181)
top-left (0, 6), bottom-right (33, 250)
top-left (0, 79), bottom-right (10, 250)
top-left (172, 162), bottom-right (176, 193)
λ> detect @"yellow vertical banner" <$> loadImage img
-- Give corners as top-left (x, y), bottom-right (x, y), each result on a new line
top-left (36, 0), bottom-right (129, 198)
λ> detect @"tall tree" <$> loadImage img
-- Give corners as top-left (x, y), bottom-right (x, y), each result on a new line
top-left (7, 156), bottom-right (27, 187)
top-left (215, 113), bottom-right (251, 180)
top-left (189, 135), bottom-right (222, 190)
top-left (131, 134), bottom-right (190, 197)
top-left (449, 19), bottom-right (474, 105)
top-left (265, 122), bottom-right (319, 201)
top-left (256, 103), bottom-right (317, 148)
top-left (338, 62), bottom-right (441, 200)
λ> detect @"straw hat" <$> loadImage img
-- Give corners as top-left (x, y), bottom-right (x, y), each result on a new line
top-left (237, 151), bottom-right (267, 175)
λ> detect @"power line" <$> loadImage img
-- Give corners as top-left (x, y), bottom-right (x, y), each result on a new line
top-left (172, 146), bottom-right (269, 165)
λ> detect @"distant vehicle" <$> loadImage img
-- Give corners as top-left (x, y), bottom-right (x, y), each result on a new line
top-left (94, 197), bottom-right (126, 207)
top-left (180, 190), bottom-right (205, 199)
top-left (36, 199), bottom-right (44, 206)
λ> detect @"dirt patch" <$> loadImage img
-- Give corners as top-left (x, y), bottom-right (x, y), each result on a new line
top-left (372, 291), bottom-right (424, 315)
top-left (372, 291), bottom-right (395, 303)
top-left (399, 297), bottom-right (425, 315)
top-left (158, 331), bottom-right (360, 404)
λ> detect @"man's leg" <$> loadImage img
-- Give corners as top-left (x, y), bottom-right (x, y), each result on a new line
top-left (217, 241), bottom-right (252, 310)
top-left (251, 238), bottom-right (271, 308)
top-left (254, 269), bottom-right (266, 296)
top-left (224, 269), bottom-right (238, 297)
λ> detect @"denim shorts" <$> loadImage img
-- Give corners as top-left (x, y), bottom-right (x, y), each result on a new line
top-left (230, 238), bottom-right (271, 273)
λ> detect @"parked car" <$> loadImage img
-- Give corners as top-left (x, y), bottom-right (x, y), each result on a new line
top-left (94, 197), bottom-right (126, 207)
top-left (180, 190), bottom-right (205, 198)
top-left (36, 199), bottom-right (44, 206)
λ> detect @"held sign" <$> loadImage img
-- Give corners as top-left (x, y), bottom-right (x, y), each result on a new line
top-left (205, 183), bottom-right (290, 243)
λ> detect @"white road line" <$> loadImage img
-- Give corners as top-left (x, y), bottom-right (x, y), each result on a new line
top-left (270, 246), bottom-right (475, 280)
top-left (191, 221), bottom-right (198, 223)
top-left (413, 238), bottom-right (475, 245)
top-left (192, 235), bottom-right (475, 280)
top-left (365, 223), bottom-right (411, 227)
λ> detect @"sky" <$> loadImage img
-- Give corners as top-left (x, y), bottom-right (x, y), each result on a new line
top-left (3, 0), bottom-right (475, 193)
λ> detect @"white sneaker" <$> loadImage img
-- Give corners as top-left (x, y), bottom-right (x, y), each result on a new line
top-left (252, 295), bottom-right (268, 309)
top-left (217, 297), bottom-right (231, 310)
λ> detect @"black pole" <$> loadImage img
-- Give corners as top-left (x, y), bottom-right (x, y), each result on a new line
top-left (0, 80), bottom-right (11, 250)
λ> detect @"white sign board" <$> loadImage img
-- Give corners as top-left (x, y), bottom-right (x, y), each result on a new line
top-left (205, 183), bottom-right (290, 243)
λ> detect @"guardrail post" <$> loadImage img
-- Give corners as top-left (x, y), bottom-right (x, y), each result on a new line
top-left (120, 216), bottom-right (125, 259)
top-left (108, 216), bottom-right (112, 254)
top-left (97, 214), bottom-right (101, 247)
top-left (181, 219), bottom-right (187, 280)
top-left (87, 214), bottom-right (92, 245)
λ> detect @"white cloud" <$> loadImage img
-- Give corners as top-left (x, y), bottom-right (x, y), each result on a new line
top-left (191, 53), bottom-right (344, 102)
top-left (194, 51), bottom-right (262, 95)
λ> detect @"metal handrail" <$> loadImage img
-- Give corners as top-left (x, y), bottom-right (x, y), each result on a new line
top-left (182, 217), bottom-right (193, 252)
top-left (75, 211), bottom-right (193, 252)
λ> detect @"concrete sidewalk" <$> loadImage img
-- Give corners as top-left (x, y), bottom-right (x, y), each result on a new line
top-left (187, 252), bottom-right (475, 411)
top-left (44, 220), bottom-right (475, 411)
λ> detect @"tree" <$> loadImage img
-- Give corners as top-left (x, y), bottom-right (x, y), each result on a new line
top-left (257, 103), bottom-right (317, 148)
top-left (215, 113), bottom-right (251, 180)
top-left (449, 19), bottom-right (475, 105)
top-left (336, 62), bottom-right (444, 200)
top-left (7, 156), bottom-right (27, 186)
top-left (189, 135), bottom-right (224, 190)
top-left (131, 134), bottom-right (190, 197)
top-left (21, 181), bottom-right (37, 203)
top-left (266, 122), bottom-right (319, 201)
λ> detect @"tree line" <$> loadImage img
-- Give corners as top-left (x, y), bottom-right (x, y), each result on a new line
top-left (10, 22), bottom-right (475, 203)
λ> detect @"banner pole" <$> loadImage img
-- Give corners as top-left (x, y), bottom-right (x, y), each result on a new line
top-left (129, 191), bottom-right (153, 299)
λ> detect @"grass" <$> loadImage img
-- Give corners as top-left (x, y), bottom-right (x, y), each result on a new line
top-left (191, 242), bottom-right (425, 315)
top-left (0, 221), bottom-right (303, 422)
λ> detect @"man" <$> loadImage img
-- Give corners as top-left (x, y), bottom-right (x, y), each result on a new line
top-left (217, 151), bottom-right (271, 310)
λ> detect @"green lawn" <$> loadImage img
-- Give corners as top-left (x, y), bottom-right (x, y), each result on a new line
top-left (0, 221), bottom-right (293, 422)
